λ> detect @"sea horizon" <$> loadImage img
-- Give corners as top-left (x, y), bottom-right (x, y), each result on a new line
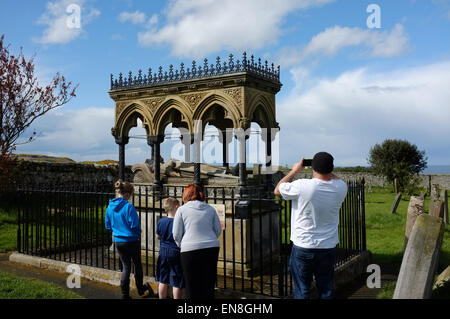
top-left (421, 165), bottom-right (450, 175)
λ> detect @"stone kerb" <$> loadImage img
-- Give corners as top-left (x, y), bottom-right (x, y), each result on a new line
top-left (394, 214), bottom-right (445, 299)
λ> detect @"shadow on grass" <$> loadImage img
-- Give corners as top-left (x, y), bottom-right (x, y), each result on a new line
top-left (438, 249), bottom-right (450, 273)
top-left (370, 252), bottom-right (403, 272)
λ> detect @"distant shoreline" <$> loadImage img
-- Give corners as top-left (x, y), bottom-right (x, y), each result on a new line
top-left (421, 165), bottom-right (450, 175)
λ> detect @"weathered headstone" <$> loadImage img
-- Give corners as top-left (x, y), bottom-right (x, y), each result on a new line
top-left (431, 200), bottom-right (445, 219)
top-left (430, 184), bottom-right (439, 198)
top-left (419, 191), bottom-right (427, 200)
top-left (433, 265), bottom-right (450, 290)
top-left (253, 164), bottom-right (262, 176)
top-left (429, 184), bottom-right (440, 214)
top-left (394, 214), bottom-right (445, 299)
top-left (404, 196), bottom-right (425, 250)
top-left (389, 193), bottom-right (402, 214)
top-left (441, 190), bottom-right (448, 225)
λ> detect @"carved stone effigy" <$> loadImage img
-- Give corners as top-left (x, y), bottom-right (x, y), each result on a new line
top-left (131, 158), bottom-right (238, 185)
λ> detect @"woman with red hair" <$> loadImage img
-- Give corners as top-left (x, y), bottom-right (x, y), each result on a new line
top-left (172, 184), bottom-right (222, 299)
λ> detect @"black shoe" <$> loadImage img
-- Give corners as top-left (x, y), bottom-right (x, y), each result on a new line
top-left (138, 282), bottom-right (151, 296)
top-left (121, 295), bottom-right (132, 300)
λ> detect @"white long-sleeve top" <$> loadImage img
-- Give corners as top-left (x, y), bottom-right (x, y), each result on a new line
top-left (172, 200), bottom-right (222, 253)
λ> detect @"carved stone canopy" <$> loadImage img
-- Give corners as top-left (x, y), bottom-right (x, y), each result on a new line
top-left (109, 52), bottom-right (282, 142)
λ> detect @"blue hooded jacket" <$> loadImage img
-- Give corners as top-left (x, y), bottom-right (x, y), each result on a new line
top-left (105, 197), bottom-right (141, 243)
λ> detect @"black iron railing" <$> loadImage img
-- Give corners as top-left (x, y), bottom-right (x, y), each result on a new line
top-left (15, 180), bottom-right (365, 298)
top-left (110, 52), bottom-right (281, 91)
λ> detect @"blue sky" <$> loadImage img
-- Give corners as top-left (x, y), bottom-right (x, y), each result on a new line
top-left (1, 0), bottom-right (450, 167)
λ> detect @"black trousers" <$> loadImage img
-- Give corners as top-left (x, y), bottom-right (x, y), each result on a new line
top-left (180, 247), bottom-right (219, 300)
top-left (115, 241), bottom-right (144, 298)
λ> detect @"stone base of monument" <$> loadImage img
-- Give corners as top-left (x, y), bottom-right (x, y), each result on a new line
top-left (108, 199), bottom-right (281, 279)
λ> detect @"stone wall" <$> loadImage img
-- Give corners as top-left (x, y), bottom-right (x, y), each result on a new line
top-left (288, 172), bottom-right (450, 190)
top-left (10, 159), bottom-right (450, 191)
top-left (12, 160), bottom-right (133, 187)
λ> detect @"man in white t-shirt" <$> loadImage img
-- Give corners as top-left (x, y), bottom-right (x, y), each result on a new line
top-left (274, 152), bottom-right (347, 299)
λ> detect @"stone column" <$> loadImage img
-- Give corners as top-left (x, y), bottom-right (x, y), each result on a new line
top-left (236, 130), bottom-right (250, 193)
top-left (180, 133), bottom-right (193, 164)
top-left (115, 136), bottom-right (129, 181)
top-left (148, 135), bottom-right (164, 191)
top-left (193, 131), bottom-right (202, 186)
top-left (262, 129), bottom-right (273, 191)
top-left (146, 137), bottom-right (155, 161)
top-left (219, 129), bottom-right (232, 169)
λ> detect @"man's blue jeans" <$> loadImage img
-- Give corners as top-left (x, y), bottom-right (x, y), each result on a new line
top-left (289, 245), bottom-right (336, 299)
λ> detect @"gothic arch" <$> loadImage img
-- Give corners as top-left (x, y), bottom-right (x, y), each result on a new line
top-left (115, 102), bottom-right (153, 138)
top-left (153, 98), bottom-right (193, 136)
top-left (247, 94), bottom-right (277, 129)
top-left (193, 93), bottom-right (240, 134)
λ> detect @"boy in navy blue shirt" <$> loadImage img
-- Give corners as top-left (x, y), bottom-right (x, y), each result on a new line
top-left (156, 197), bottom-right (184, 299)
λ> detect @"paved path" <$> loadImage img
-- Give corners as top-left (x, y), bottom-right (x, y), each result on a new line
top-left (334, 264), bottom-right (398, 299)
top-left (0, 252), bottom-right (154, 299)
top-left (1, 252), bottom-right (398, 299)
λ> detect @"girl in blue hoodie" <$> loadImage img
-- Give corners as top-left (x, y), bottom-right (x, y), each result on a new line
top-left (105, 181), bottom-right (150, 299)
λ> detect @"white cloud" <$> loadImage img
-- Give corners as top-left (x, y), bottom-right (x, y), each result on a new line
top-left (277, 61), bottom-right (450, 166)
top-left (137, 0), bottom-right (334, 58)
top-left (34, 0), bottom-right (100, 45)
top-left (118, 10), bottom-right (147, 25)
top-left (148, 14), bottom-right (158, 26)
top-left (278, 24), bottom-right (409, 67)
top-left (15, 107), bottom-right (157, 164)
top-left (16, 107), bottom-right (117, 162)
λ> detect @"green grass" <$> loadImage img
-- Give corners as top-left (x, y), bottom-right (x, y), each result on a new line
top-left (0, 224), bottom-right (17, 253)
top-left (366, 187), bottom-right (450, 299)
top-left (0, 205), bottom-right (18, 253)
top-left (377, 281), bottom-right (397, 299)
top-left (0, 270), bottom-right (83, 299)
top-left (365, 187), bottom-right (450, 272)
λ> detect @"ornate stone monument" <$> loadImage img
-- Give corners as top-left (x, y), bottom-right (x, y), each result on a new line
top-left (108, 52), bottom-right (282, 190)
top-left (108, 53), bottom-right (283, 278)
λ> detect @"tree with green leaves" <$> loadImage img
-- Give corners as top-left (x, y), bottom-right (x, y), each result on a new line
top-left (368, 139), bottom-right (427, 193)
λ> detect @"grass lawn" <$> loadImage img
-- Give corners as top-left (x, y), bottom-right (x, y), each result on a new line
top-left (1, 186), bottom-right (449, 299)
top-left (0, 204), bottom-right (18, 253)
top-left (365, 187), bottom-right (450, 298)
top-left (0, 270), bottom-right (83, 299)
top-left (365, 187), bottom-right (450, 272)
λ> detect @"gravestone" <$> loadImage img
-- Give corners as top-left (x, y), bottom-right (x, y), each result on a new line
top-left (429, 184), bottom-right (440, 214)
top-left (433, 265), bottom-right (450, 290)
top-left (389, 193), bottom-right (402, 214)
top-left (441, 190), bottom-right (448, 225)
top-left (404, 196), bottom-right (424, 250)
top-left (431, 200), bottom-right (445, 219)
top-left (419, 191), bottom-right (427, 200)
top-left (394, 214), bottom-right (445, 299)
top-left (252, 164), bottom-right (262, 176)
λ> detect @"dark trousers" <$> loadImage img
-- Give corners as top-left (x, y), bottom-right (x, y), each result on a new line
top-left (289, 245), bottom-right (336, 299)
top-left (115, 241), bottom-right (144, 298)
top-left (180, 247), bottom-right (219, 300)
